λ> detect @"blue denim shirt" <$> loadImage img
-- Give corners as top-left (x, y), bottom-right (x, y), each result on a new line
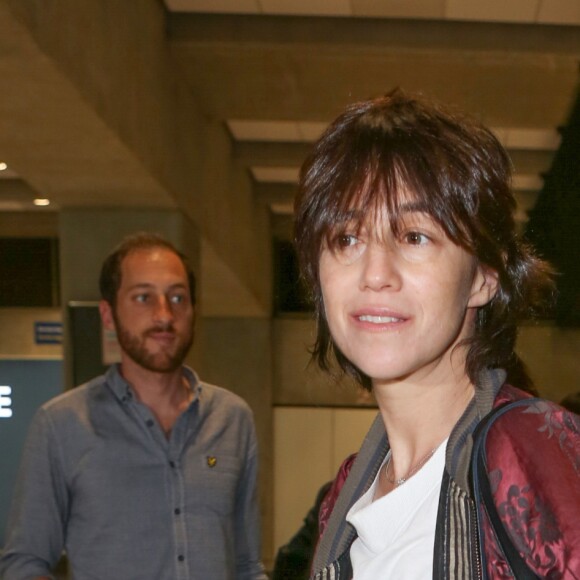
top-left (1, 365), bottom-right (266, 580)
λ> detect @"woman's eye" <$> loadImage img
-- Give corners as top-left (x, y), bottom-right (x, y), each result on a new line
top-left (404, 231), bottom-right (429, 246)
top-left (337, 234), bottom-right (359, 248)
top-left (329, 233), bottom-right (366, 265)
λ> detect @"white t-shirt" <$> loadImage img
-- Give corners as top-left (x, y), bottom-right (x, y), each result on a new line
top-left (346, 439), bottom-right (448, 579)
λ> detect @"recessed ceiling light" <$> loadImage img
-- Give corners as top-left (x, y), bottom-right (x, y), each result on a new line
top-left (33, 198), bottom-right (50, 206)
top-left (0, 162), bottom-right (7, 171)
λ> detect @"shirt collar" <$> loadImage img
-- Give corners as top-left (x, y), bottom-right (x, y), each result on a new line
top-left (105, 363), bottom-right (203, 405)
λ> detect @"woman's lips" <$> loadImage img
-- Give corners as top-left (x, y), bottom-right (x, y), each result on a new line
top-left (351, 308), bottom-right (408, 328)
top-left (357, 314), bottom-right (402, 324)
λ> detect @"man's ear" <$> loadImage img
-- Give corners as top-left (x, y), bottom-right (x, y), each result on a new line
top-left (468, 265), bottom-right (499, 308)
top-left (99, 300), bottom-right (116, 331)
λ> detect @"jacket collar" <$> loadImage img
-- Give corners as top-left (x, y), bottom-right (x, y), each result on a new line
top-left (312, 367), bottom-right (506, 573)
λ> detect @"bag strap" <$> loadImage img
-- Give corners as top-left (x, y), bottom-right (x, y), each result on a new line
top-left (471, 399), bottom-right (540, 580)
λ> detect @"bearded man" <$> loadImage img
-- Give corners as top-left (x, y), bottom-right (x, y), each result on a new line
top-left (1, 233), bottom-right (267, 580)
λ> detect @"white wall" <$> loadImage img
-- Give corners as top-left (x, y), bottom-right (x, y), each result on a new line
top-left (273, 406), bottom-right (377, 550)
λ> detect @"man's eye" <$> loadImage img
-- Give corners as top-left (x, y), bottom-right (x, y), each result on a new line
top-left (134, 294), bottom-right (149, 303)
top-left (170, 294), bottom-right (185, 304)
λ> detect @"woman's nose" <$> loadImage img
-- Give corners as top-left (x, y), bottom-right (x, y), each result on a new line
top-left (359, 243), bottom-right (402, 292)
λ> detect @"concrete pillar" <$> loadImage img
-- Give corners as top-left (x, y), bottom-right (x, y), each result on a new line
top-left (199, 317), bottom-right (273, 564)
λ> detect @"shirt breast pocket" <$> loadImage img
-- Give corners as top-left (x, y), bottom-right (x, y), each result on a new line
top-left (187, 453), bottom-right (242, 517)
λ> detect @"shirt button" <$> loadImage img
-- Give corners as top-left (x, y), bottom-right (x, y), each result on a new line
top-left (169, 461), bottom-right (176, 468)
top-left (178, 555), bottom-right (185, 562)
top-left (174, 508), bottom-right (181, 515)
top-left (146, 419), bottom-right (154, 427)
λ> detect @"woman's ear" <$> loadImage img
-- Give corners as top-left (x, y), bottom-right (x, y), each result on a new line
top-left (468, 265), bottom-right (499, 308)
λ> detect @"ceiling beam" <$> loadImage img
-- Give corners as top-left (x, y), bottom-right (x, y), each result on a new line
top-left (168, 13), bottom-right (580, 55)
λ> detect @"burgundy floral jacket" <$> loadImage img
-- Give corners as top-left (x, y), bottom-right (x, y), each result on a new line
top-left (480, 388), bottom-right (580, 577)
top-left (314, 382), bottom-right (580, 579)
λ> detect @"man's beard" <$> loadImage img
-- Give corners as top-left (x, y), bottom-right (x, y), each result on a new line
top-left (113, 316), bottom-right (193, 373)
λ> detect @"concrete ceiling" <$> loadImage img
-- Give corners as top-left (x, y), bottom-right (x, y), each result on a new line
top-left (163, 3), bottom-right (579, 223)
top-left (0, 0), bottom-right (578, 229)
top-left (164, 0), bottom-right (580, 24)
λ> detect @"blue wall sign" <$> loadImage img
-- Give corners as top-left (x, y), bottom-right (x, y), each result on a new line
top-left (34, 321), bottom-right (63, 344)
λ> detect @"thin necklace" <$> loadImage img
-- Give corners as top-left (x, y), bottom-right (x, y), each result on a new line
top-left (383, 445), bottom-right (439, 487)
